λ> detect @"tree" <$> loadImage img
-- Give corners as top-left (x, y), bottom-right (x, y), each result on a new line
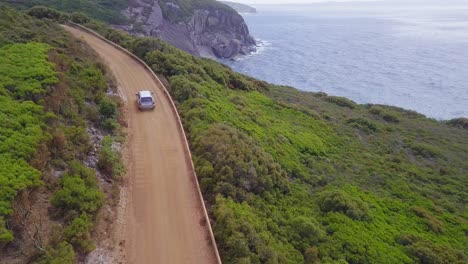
top-left (71, 12), bottom-right (90, 24)
top-left (27, 6), bottom-right (69, 22)
top-left (38, 242), bottom-right (75, 264)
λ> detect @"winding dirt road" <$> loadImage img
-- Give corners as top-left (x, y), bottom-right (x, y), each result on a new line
top-left (63, 26), bottom-right (219, 264)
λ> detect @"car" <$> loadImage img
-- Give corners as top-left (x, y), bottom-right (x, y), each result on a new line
top-left (136, 90), bottom-right (156, 110)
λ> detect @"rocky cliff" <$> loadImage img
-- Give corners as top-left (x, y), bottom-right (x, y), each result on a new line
top-left (120, 0), bottom-right (256, 59)
top-left (220, 1), bottom-right (257, 14)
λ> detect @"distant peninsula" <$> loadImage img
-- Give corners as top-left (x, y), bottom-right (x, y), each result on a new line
top-left (220, 1), bottom-right (257, 13)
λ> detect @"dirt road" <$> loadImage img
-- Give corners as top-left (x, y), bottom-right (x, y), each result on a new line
top-left (63, 26), bottom-right (219, 264)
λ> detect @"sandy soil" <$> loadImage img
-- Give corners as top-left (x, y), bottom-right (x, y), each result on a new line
top-left (63, 26), bottom-right (218, 264)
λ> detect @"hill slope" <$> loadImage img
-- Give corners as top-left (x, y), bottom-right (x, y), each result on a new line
top-left (5, 0), bottom-right (257, 59)
top-left (2, 0), bottom-right (128, 23)
top-left (3, 6), bottom-right (468, 264)
top-left (0, 6), bottom-right (123, 263)
top-left (82, 19), bottom-right (468, 263)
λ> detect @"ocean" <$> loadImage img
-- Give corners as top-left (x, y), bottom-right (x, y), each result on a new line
top-left (225, 4), bottom-right (468, 120)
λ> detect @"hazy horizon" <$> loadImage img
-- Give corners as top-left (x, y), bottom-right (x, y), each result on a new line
top-left (231, 0), bottom-right (468, 6)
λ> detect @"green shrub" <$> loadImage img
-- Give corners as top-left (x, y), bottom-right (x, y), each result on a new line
top-left (318, 189), bottom-right (369, 220)
top-left (104, 29), bottom-right (130, 45)
top-left (287, 216), bottom-right (325, 252)
top-left (0, 218), bottom-right (14, 243)
top-left (0, 98), bottom-right (46, 159)
top-left (1, 26), bottom-right (63, 244)
top-left (0, 43), bottom-right (53, 241)
top-left (369, 106), bottom-right (400, 123)
top-left (410, 207), bottom-right (444, 233)
top-left (51, 173), bottom-right (104, 215)
top-left (382, 112), bottom-right (400, 123)
top-left (101, 118), bottom-right (120, 132)
top-left (64, 213), bottom-right (95, 253)
top-left (169, 75), bottom-right (201, 102)
top-left (27, 6), bottom-right (68, 22)
top-left (63, 126), bottom-right (92, 159)
top-left (407, 142), bottom-right (444, 160)
top-left (0, 155), bottom-right (42, 216)
top-left (68, 160), bottom-right (98, 186)
top-left (324, 96), bottom-right (356, 109)
top-left (129, 37), bottom-right (164, 59)
top-left (97, 136), bottom-right (124, 178)
top-left (98, 96), bottom-right (120, 132)
top-left (146, 50), bottom-right (191, 76)
top-left (446, 118), bottom-right (468, 129)
top-left (99, 97), bottom-right (118, 119)
top-left (84, 104), bottom-right (100, 123)
top-left (0, 42), bottom-right (58, 100)
top-left (398, 235), bottom-right (464, 264)
top-left (37, 242), bottom-right (75, 264)
top-left (77, 65), bottom-right (107, 96)
top-left (347, 118), bottom-right (379, 133)
top-left (194, 124), bottom-right (289, 202)
top-left (228, 72), bottom-right (254, 91)
top-left (203, 62), bottom-right (228, 86)
top-left (213, 197), bottom-right (293, 263)
top-left (71, 12), bottom-right (90, 24)
top-left (304, 247), bottom-right (320, 263)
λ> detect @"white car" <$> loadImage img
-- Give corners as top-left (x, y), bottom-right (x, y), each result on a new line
top-left (136, 90), bottom-right (156, 110)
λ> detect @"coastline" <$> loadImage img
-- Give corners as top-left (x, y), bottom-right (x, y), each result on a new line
top-left (224, 4), bottom-right (468, 120)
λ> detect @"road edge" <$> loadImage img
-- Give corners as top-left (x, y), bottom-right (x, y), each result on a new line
top-left (64, 22), bottom-right (222, 264)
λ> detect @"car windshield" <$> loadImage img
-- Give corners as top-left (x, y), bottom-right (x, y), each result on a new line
top-left (141, 97), bottom-right (153, 103)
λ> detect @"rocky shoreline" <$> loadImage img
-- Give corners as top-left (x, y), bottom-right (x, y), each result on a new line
top-left (118, 0), bottom-right (256, 59)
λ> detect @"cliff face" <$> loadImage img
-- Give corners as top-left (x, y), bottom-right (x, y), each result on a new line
top-left (120, 0), bottom-right (256, 59)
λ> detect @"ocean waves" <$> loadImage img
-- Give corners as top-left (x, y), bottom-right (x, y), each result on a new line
top-left (226, 4), bottom-right (468, 119)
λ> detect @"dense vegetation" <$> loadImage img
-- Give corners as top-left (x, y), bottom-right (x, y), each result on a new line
top-left (2, 4), bottom-right (467, 264)
top-left (3, 0), bottom-right (127, 24)
top-left (4, 0), bottom-right (237, 24)
top-left (83, 19), bottom-right (468, 264)
top-left (0, 6), bottom-right (123, 263)
top-left (158, 0), bottom-right (235, 22)
top-left (0, 42), bottom-right (51, 244)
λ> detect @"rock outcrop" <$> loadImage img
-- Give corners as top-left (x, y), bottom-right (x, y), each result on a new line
top-left (220, 1), bottom-right (257, 14)
top-left (119, 0), bottom-right (256, 59)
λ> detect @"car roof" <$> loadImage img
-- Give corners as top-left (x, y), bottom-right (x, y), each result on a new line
top-left (139, 90), bottom-right (153, 98)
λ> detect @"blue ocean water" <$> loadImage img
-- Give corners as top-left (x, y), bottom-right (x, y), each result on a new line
top-left (225, 4), bottom-right (468, 120)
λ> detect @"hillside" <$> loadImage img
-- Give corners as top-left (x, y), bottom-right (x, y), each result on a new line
top-left (5, 0), bottom-right (257, 59)
top-left (80, 16), bottom-right (467, 264)
top-left (0, 6), bottom-right (123, 263)
top-left (1, 0), bottom-right (128, 23)
top-left (3, 5), bottom-right (468, 264)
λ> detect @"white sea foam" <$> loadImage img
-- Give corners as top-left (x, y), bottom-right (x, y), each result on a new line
top-left (251, 39), bottom-right (271, 55)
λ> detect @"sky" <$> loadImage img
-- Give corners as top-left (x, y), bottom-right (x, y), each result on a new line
top-left (233, 0), bottom-right (379, 5)
top-left (232, 0), bottom-right (462, 5)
